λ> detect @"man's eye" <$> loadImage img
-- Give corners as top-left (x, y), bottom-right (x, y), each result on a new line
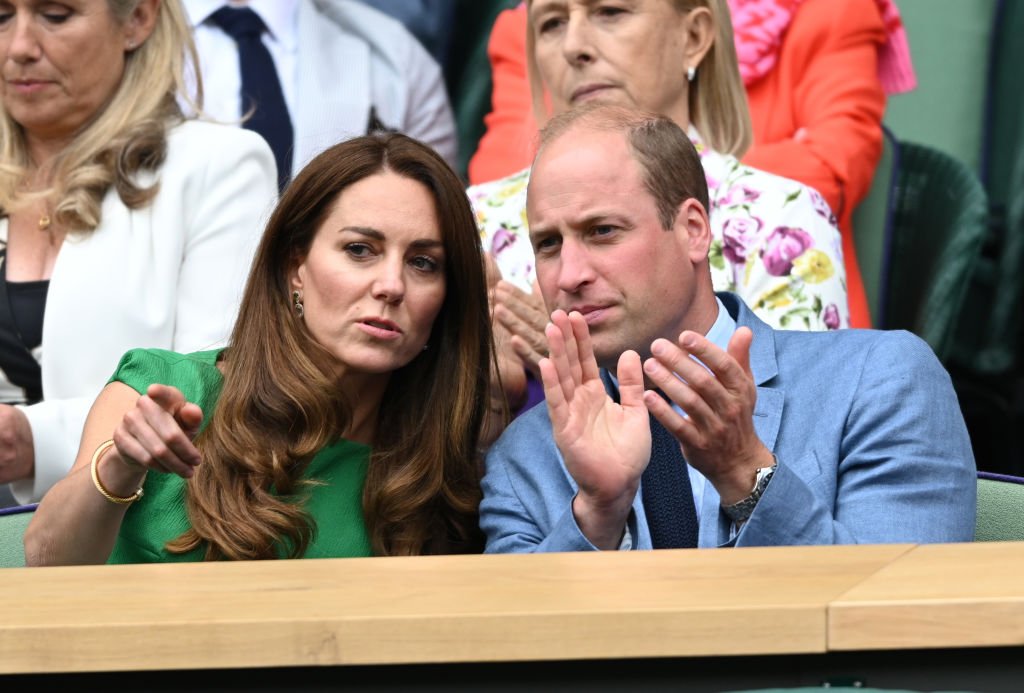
top-left (535, 236), bottom-right (561, 253)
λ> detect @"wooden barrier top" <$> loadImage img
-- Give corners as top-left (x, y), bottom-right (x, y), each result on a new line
top-left (829, 541), bottom-right (1024, 651)
top-left (0, 544), bottom-right (912, 674)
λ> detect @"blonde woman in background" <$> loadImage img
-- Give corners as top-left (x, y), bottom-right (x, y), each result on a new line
top-left (0, 0), bottom-right (276, 506)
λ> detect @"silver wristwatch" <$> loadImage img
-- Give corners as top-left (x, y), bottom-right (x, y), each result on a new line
top-left (721, 461), bottom-right (777, 524)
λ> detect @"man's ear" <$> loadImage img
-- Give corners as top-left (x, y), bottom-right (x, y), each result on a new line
top-left (123, 0), bottom-right (161, 50)
top-left (673, 198), bottom-right (712, 263)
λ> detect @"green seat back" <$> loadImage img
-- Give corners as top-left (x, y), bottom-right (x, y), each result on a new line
top-left (884, 141), bottom-right (988, 361)
top-left (0, 507), bottom-right (34, 568)
top-left (982, 0), bottom-right (1024, 203)
top-left (852, 127), bottom-right (899, 325)
top-left (975, 475), bottom-right (1024, 541)
top-left (444, 0), bottom-right (521, 181)
top-left (951, 0), bottom-right (1024, 376)
top-left (886, 0), bottom-right (997, 174)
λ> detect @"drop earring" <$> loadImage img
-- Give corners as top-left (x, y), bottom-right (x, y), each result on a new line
top-left (292, 290), bottom-right (304, 319)
top-left (686, 65), bottom-right (696, 82)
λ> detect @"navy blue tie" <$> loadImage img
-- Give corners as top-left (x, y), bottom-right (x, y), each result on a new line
top-left (600, 371), bottom-right (699, 548)
top-left (210, 6), bottom-right (293, 190)
top-left (643, 399), bottom-right (700, 549)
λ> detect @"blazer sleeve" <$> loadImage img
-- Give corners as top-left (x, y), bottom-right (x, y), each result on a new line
top-left (735, 331), bottom-right (977, 546)
top-left (742, 0), bottom-right (887, 219)
top-left (467, 5), bottom-right (536, 185)
top-left (11, 125), bottom-right (276, 505)
top-left (174, 126), bottom-right (276, 354)
top-left (480, 411), bottom-right (609, 553)
top-left (399, 37), bottom-right (458, 167)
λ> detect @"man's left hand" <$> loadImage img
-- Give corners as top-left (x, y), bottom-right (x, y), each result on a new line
top-left (641, 327), bottom-right (775, 506)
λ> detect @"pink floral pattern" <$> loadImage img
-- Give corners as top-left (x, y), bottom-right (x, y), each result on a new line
top-left (468, 131), bottom-right (850, 332)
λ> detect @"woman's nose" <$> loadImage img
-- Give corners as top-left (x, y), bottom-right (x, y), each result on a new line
top-left (371, 263), bottom-right (406, 305)
top-left (5, 14), bottom-right (43, 64)
top-left (561, 12), bottom-right (595, 66)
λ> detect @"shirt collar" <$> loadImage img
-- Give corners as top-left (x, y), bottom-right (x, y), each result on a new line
top-left (705, 296), bottom-right (736, 354)
top-left (604, 296), bottom-right (735, 390)
top-left (184, 0), bottom-right (299, 50)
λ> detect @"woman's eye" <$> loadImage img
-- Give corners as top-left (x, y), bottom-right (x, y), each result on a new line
top-left (595, 5), bottom-right (626, 18)
top-left (344, 243), bottom-right (373, 258)
top-left (410, 255), bottom-right (440, 272)
top-left (537, 16), bottom-right (565, 34)
top-left (40, 6), bottom-right (72, 23)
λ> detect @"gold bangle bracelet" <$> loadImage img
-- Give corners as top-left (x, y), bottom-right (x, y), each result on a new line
top-left (90, 439), bottom-right (144, 505)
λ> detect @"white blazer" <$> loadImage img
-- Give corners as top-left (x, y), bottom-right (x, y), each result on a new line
top-left (291, 0), bottom-right (458, 171)
top-left (9, 120), bottom-right (277, 503)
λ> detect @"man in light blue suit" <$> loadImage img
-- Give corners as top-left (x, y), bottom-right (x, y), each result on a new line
top-left (480, 104), bottom-right (977, 553)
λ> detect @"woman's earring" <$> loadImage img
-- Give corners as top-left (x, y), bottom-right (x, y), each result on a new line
top-left (292, 290), bottom-right (304, 319)
top-left (686, 65), bottom-right (696, 82)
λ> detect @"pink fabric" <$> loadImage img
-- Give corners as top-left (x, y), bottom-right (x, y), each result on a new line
top-left (727, 0), bottom-right (917, 94)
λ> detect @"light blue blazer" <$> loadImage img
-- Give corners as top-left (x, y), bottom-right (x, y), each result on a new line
top-left (480, 293), bottom-right (977, 552)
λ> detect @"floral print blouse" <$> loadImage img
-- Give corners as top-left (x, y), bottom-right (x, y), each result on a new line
top-left (467, 131), bottom-right (850, 331)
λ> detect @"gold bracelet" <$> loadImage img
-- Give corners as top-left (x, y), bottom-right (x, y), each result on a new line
top-left (90, 439), bottom-right (145, 505)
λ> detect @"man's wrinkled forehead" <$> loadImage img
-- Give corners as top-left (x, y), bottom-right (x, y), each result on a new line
top-left (527, 126), bottom-right (641, 221)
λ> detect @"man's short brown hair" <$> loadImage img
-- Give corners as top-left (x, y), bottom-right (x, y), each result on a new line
top-left (537, 103), bottom-right (710, 230)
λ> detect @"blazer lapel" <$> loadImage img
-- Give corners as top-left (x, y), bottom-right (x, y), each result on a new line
top-left (722, 293), bottom-right (784, 451)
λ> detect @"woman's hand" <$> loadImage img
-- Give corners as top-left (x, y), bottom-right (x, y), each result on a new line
top-left (112, 384), bottom-right (204, 478)
top-left (0, 404), bottom-right (33, 484)
top-left (493, 279), bottom-right (549, 379)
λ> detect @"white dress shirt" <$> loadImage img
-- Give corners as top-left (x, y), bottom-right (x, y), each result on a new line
top-left (182, 0), bottom-right (458, 171)
top-left (184, 0), bottom-right (299, 123)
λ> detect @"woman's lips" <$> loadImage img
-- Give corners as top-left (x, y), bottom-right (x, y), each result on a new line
top-left (570, 84), bottom-right (615, 103)
top-left (357, 318), bottom-right (403, 340)
top-left (7, 79), bottom-right (51, 95)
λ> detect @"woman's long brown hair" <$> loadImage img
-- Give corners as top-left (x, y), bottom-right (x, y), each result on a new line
top-left (167, 134), bottom-right (491, 560)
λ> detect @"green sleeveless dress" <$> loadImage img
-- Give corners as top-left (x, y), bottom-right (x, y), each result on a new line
top-left (105, 349), bottom-right (373, 563)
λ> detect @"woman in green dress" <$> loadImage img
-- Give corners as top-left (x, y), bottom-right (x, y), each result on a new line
top-left (25, 133), bottom-right (493, 564)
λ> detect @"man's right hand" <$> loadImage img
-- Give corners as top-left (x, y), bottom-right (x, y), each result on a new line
top-left (540, 310), bottom-right (651, 549)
